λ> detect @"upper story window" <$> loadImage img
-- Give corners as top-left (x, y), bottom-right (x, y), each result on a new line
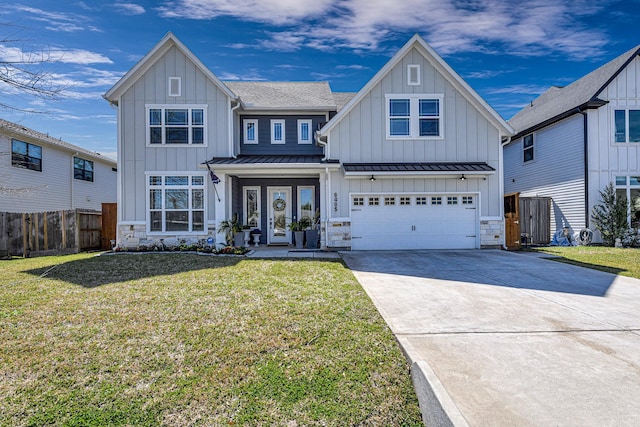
top-left (147, 105), bottom-right (206, 146)
top-left (74, 157), bottom-right (94, 182)
top-left (407, 65), bottom-right (420, 86)
top-left (386, 94), bottom-right (442, 139)
top-left (147, 173), bottom-right (205, 233)
top-left (244, 119), bottom-right (258, 144)
top-left (523, 134), bottom-right (534, 162)
top-left (271, 119), bottom-right (285, 144)
top-left (168, 77), bottom-right (181, 97)
top-left (614, 109), bottom-right (640, 143)
top-left (298, 119), bottom-right (312, 144)
top-left (11, 139), bottom-right (42, 172)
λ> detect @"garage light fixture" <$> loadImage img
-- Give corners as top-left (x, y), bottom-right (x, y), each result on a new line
top-left (370, 175), bottom-right (376, 182)
top-left (460, 174), bottom-right (466, 181)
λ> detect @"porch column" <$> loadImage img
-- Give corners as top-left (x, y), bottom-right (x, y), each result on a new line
top-left (213, 171), bottom-right (227, 246)
top-left (319, 169), bottom-right (327, 249)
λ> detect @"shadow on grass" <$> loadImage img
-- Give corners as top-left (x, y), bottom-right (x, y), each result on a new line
top-left (543, 256), bottom-right (626, 277)
top-left (23, 253), bottom-right (345, 288)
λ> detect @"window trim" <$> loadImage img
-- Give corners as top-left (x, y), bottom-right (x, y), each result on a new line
top-left (73, 157), bottom-right (94, 182)
top-left (168, 77), bottom-right (181, 97)
top-left (297, 119), bottom-right (312, 144)
top-left (407, 65), bottom-right (421, 86)
top-left (298, 186), bottom-right (315, 223)
top-left (243, 186), bottom-right (261, 228)
top-left (145, 104), bottom-right (207, 146)
top-left (146, 172), bottom-right (207, 235)
top-left (11, 138), bottom-right (42, 172)
top-left (385, 94), bottom-right (443, 140)
top-left (523, 133), bottom-right (534, 163)
top-left (243, 119), bottom-right (259, 144)
top-left (271, 119), bottom-right (286, 144)
top-left (613, 109), bottom-right (640, 144)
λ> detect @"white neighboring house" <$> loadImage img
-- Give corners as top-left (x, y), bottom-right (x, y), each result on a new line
top-left (504, 45), bottom-right (640, 242)
top-left (0, 119), bottom-right (117, 213)
top-left (104, 32), bottom-right (513, 250)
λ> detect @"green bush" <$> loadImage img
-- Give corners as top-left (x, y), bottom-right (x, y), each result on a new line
top-left (591, 182), bottom-right (628, 246)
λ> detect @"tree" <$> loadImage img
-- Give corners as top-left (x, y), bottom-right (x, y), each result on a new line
top-left (0, 30), bottom-right (65, 112)
top-left (591, 182), bottom-right (628, 246)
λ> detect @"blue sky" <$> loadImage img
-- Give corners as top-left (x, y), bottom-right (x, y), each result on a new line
top-left (1, 0), bottom-right (638, 159)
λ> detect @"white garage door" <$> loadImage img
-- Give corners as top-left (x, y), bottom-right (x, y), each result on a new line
top-left (350, 193), bottom-right (478, 250)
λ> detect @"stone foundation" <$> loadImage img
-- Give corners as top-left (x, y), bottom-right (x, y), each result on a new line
top-left (480, 219), bottom-right (504, 248)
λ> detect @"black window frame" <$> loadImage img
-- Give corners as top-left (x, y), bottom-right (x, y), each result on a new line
top-left (523, 134), bottom-right (534, 163)
top-left (11, 139), bottom-right (42, 172)
top-left (74, 157), bottom-right (94, 182)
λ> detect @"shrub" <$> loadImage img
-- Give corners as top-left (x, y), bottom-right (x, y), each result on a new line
top-left (591, 182), bottom-right (629, 246)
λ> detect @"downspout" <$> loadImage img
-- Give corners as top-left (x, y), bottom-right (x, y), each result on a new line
top-left (500, 135), bottom-right (511, 250)
top-left (229, 99), bottom-right (241, 159)
top-left (325, 166), bottom-right (330, 249)
top-left (578, 108), bottom-right (589, 228)
top-left (71, 152), bottom-right (79, 209)
top-left (315, 130), bottom-right (328, 162)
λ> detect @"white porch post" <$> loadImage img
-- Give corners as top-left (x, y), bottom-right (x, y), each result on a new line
top-left (319, 169), bottom-right (327, 249)
top-left (213, 171), bottom-right (227, 246)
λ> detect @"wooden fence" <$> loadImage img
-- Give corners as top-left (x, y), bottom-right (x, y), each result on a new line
top-left (0, 209), bottom-right (103, 257)
top-left (519, 197), bottom-right (552, 245)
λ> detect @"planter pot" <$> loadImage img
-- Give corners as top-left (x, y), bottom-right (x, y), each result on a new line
top-left (252, 234), bottom-right (261, 247)
top-left (294, 231), bottom-right (305, 249)
top-left (305, 229), bottom-right (318, 249)
top-left (233, 232), bottom-right (244, 247)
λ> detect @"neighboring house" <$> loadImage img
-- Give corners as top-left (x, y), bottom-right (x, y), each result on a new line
top-left (0, 119), bottom-right (117, 213)
top-left (104, 32), bottom-right (513, 250)
top-left (504, 45), bottom-right (640, 243)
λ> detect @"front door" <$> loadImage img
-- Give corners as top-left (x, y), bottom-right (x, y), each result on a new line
top-left (268, 187), bottom-right (291, 244)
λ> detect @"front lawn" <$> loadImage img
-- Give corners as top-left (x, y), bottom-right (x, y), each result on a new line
top-left (534, 246), bottom-right (640, 279)
top-left (0, 253), bottom-right (422, 426)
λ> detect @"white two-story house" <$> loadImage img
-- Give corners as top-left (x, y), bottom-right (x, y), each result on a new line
top-left (104, 32), bottom-right (513, 250)
top-left (504, 44), bottom-right (640, 242)
top-left (0, 119), bottom-right (116, 213)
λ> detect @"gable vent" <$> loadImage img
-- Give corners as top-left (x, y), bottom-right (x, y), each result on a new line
top-left (169, 77), bottom-right (181, 97)
top-left (408, 65), bottom-right (420, 86)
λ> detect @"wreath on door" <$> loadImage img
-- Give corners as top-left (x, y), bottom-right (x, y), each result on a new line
top-left (273, 198), bottom-right (286, 211)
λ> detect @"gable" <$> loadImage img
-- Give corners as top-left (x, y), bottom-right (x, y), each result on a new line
top-left (104, 32), bottom-right (235, 104)
top-left (320, 35), bottom-right (512, 137)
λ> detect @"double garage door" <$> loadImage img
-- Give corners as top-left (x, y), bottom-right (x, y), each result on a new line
top-left (350, 193), bottom-right (478, 250)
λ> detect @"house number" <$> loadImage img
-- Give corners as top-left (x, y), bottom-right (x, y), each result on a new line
top-left (333, 192), bottom-right (338, 212)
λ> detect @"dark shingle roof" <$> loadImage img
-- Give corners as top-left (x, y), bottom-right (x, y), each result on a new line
top-left (509, 45), bottom-right (640, 134)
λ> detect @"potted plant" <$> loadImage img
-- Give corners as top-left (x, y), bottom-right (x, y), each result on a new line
top-left (288, 220), bottom-right (305, 249)
top-left (217, 214), bottom-right (243, 246)
top-left (304, 209), bottom-right (320, 249)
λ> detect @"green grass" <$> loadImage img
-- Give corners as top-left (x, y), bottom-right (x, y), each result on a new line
top-left (534, 246), bottom-right (640, 279)
top-left (0, 253), bottom-right (422, 426)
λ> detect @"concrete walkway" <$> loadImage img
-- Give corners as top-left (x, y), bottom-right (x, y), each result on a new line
top-left (340, 250), bottom-right (640, 427)
top-left (246, 245), bottom-right (341, 259)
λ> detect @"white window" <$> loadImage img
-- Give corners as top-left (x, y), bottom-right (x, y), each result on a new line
top-left (447, 196), bottom-right (458, 205)
top-left (147, 173), bottom-right (206, 233)
top-left (368, 197), bottom-right (380, 206)
top-left (353, 196), bottom-right (364, 206)
top-left (431, 196), bottom-right (442, 205)
top-left (386, 94), bottom-right (443, 139)
top-left (416, 196), bottom-right (427, 205)
top-left (523, 134), bottom-right (534, 162)
top-left (462, 196), bottom-right (474, 205)
top-left (168, 77), bottom-right (181, 97)
top-left (407, 65), bottom-right (420, 86)
top-left (614, 109), bottom-right (640, 143)
top-left (147, 105), bottom-right (206, 145)
top-left (298, 119), bottom-right (312, 144)
top-left (384, 197), bottom-right (396, 206)
top-left (400, 196), bottom-right (411, 205)
top-left (243, 186), bottom-right (261, 228)
top-left (271, 119), bottom-right (285, 144)
top-left (298, 186), bottom-right (315, 223)
top-left (244, 119), bottom-right (258, 144)
top-left (615, 176), bottom-right (640, 226)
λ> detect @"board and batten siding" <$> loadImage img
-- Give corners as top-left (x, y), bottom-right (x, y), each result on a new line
top-left (586, 55), bottom-right (640, 221)
top-left (0, 134), bottom-right (116, 213)
top-left (504, 115), bottom-right (586, 236)
top-left (326, 46), bottom-right (502, 218)
top-left (118, 45), bottom-right (231, 224)
top-left (237, 115), bottom-right (325, 156)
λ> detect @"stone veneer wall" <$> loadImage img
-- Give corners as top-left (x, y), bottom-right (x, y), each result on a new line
top-left (116, 224), bottom-right (215, 249)
top-left (480, 219), bottom-right (504, 248)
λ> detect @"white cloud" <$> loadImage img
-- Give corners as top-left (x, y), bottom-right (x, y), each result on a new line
top-left (114, 3), bottom-right (146, 15)
top-left (50, 49), bottom-right (113, 65)
top-left (162, 0), bottom-right (616, 60)
top-left (11, 5), bottom-right (95, 33)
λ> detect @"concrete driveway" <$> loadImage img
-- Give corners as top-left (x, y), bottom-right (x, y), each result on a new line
top-left (340, 250), bottom-right (640, 427)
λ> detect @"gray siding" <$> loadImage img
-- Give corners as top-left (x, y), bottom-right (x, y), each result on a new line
top-left (238, 115), bottom-right (324, 155)
top-left (117, 45), bottom-right (231, 224)
top-left (504, 115), bottom-right (586, 235)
